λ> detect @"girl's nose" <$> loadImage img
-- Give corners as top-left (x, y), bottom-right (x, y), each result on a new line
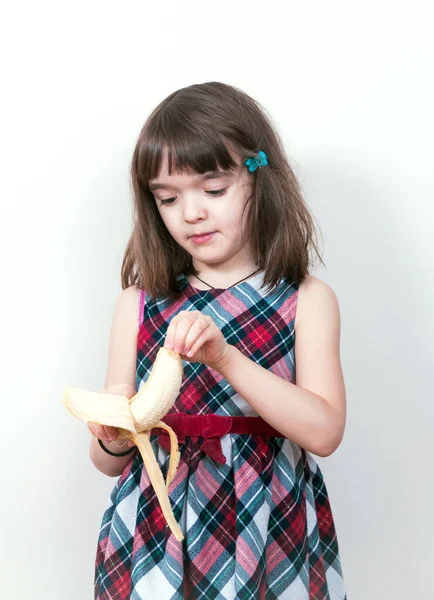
top-left (183, 194), bottom-right (206, 222)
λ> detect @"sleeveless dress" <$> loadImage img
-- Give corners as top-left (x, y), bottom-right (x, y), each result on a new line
top-left (94, 272), bottom-right (347, 600)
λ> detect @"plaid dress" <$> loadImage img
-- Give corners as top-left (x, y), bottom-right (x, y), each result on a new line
top-left (94, 273), bottom-right (346, 600)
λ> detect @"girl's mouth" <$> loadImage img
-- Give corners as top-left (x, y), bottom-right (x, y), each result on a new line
top-left (190, 232), bottom-right (216, 244)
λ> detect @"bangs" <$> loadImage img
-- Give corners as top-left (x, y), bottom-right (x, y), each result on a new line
top-left (136, 116), bottom-right (239, 185)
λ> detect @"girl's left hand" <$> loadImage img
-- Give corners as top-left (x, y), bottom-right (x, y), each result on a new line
top-left (164, 310), bottom-right (229, 370)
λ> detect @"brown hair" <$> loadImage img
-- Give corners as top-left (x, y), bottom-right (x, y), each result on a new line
top-left (122, 81), bottom-right (324, 300)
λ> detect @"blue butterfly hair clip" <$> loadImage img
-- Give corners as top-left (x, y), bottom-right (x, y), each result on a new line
top-left (245, 150), bottom-right (268, 172)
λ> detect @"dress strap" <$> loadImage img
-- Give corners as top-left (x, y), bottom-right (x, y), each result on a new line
top-left (138, 288), bottom-right (146, 327)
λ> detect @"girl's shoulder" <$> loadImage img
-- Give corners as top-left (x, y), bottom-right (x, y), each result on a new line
top-left (116, 284), bottom-right (142, 314)
top-left (110, 285), bottom-right (143, 330)
top-left (295, 275), bottom-right (340, 332)
top-left (297, 273), bottom-right (336, 296)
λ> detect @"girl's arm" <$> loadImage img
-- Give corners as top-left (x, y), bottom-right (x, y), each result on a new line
top-left (89, 285), bottom-right (140, 477)
top-left (165, 275), bottom-right (346, 458)
top-left (216, 276), bottom-right (346, 457)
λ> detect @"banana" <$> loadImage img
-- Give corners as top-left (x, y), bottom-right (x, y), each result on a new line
top-left (129, 345), bottom-right (183, 431)
top-left (63, 347), bottom-right (184, 541)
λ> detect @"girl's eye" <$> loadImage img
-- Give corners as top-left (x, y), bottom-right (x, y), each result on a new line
top-left (206, 188), bottom-right (226, 197)
top-left (158, 189), bottom-right (226, 205)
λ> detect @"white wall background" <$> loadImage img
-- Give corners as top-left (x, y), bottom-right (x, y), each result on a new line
top-left (1, 1), bottom-right (433, 598)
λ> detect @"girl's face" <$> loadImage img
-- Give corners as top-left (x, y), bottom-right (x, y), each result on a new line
top-left (149, 151), bottom-right (255, 271)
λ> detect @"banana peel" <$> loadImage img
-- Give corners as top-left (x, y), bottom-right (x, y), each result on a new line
top-left (63, 347), bottom-right (184, 541)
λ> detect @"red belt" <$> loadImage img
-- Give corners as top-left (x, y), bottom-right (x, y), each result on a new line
top-left (156, 414), bottom-right (285, 465)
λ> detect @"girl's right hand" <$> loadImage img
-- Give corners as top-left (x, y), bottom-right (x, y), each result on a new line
top-left (87, 383), bottom-right (137, 446)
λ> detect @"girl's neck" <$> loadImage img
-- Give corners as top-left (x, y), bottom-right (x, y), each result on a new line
top-left (189, 262), bottom-right (261, 291)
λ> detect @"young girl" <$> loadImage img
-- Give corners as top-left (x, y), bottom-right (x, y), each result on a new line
top-left (87, 81), bottom-right (347, 600)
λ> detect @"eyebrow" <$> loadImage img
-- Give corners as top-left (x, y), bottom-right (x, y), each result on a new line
top-left (148, 170), bottom-right (233, 192)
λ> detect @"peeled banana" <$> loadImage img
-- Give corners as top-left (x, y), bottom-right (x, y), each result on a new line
top-left (63, 347), bottom-right (184, 541)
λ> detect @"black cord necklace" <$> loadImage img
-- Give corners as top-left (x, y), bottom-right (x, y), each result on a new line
top-left (193, 267), bottom-right (262, 290)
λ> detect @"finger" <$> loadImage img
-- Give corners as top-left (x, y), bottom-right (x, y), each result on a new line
top-left (185, 328), bottom-right (213, 358)
top-left (164, 311), bottom-right (201, 351)
top-left (164, 317), bottom-right (180, 350)
top-left (165, 313), bottom-right (194, 353)
top-left (88, 424), bottom-right (101, 438)
top-left (88, 424), bottom-right (98, 438)
top-left (183, 317), bottom-right (211, 355)
top-left (172, 315), bottom-right (204, 355)
top-left (102, 425), bottom-right (119, 442)
top-left (88, 424), bottom-right (112, 443)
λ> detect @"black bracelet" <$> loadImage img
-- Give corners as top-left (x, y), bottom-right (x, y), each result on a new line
top-left (98, 438), bottom-right (136, 457)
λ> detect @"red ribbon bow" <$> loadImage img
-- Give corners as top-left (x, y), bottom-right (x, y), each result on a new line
top-left (157, 414), bottom-right (232, 464)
